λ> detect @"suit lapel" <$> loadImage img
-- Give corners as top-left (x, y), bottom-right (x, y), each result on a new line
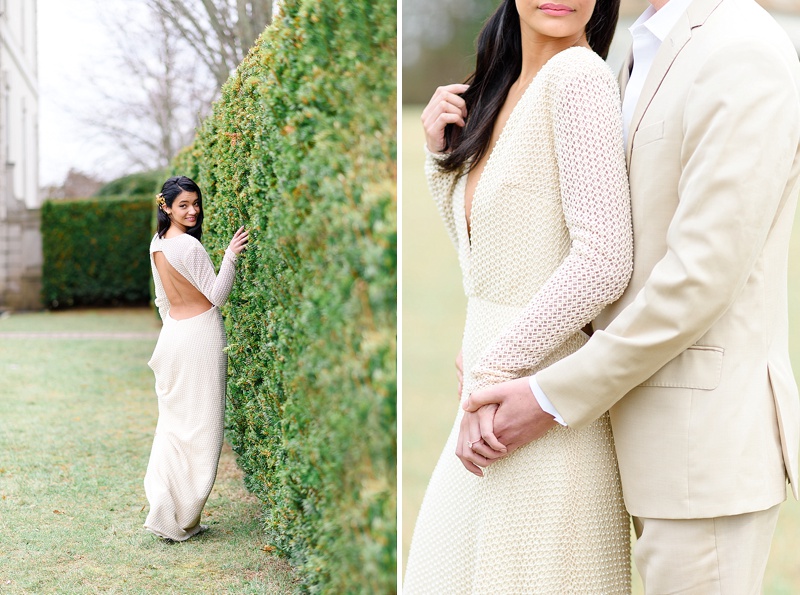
top-left (618, 50), bottom-right (633, 99)
top-left (625, 0), bottom-right (726, 163)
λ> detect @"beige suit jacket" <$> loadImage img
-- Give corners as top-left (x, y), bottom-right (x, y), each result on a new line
top-left (537, 0), bottom-right (800, 519)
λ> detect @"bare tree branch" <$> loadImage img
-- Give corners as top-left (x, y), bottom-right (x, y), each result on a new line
top-left (147, 0), bottom-right (272, 86)
top-left (147, 0), bottom-right (231, 85)
top-left (71, 0), bottom-right (272, 175)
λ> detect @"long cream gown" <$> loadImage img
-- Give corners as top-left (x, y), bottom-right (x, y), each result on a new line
top-left (144, 232), bottom-right (237, 541)
top-left (404, 47), bottom-right (633, 594)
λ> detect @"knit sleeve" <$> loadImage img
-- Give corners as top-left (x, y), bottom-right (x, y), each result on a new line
top-left (154, 293), bottom-right (170, 321)
top-left (149, 235), bottom-right (171, 321)
top-left (182, 243), bottom-right (238, 307)
top-left (469, 59), bottom-right (633, 392)
top-left (424, 145), bottom-right (460, 251)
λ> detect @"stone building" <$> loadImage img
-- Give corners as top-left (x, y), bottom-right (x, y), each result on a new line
top-left (0, 0), bottom-right (40, 310)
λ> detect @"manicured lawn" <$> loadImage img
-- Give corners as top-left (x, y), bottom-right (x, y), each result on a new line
top-left (401, 105), bottom-right (800, 593)
top-left (0, 307), bottom-right (296, 593)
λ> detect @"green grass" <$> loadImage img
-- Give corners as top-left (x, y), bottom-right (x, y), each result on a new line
top-left (401, 105), bottom-right (800, 593)
top-left (0, 308), bottom-right (296, 593)
top-left (0, 307), bottom-right (159, 333)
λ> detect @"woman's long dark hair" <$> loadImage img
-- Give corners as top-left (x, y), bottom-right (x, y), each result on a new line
top-left (156, 176), bottom-right (204, 240)
top-left (440, 0), bottom-right (621, 173)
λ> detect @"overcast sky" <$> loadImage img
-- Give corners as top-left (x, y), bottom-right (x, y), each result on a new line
top-left (37, 0), bottom-right (134, 186)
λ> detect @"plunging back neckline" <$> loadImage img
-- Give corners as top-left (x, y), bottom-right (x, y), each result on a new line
top-left (150, 234), bottom-right (213, 319)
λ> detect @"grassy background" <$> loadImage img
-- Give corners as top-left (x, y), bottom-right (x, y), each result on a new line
top-left (0, 308), bottom-right (296, 593)
top-left (401, 105), bottom-right (800, 593)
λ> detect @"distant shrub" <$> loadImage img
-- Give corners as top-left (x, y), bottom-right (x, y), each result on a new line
top-left (171, 0), bottom-right (396, 591)
top-left (41, 196), bottom-right (153, 308)
top-left (94, 170), bottom-right (166, 197)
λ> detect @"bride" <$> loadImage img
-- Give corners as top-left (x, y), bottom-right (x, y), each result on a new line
top-left (143, 175), bottom-right (248, 541)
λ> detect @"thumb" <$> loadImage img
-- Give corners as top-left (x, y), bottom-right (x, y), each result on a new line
top-left (463, 384), bottom-right (503, 412)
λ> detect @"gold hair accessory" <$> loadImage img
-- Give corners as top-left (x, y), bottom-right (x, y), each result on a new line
top-left (156, 193), bottom-right (166, 207)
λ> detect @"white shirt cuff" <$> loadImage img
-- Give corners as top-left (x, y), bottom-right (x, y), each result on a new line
top-left (529, 375), bottom-right (567, 426)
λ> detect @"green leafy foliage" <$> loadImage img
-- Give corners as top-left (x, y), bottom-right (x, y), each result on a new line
top-left (41, 196), bottom-right (153, 308)
top-left (172, 0), bottom-right (396, 591)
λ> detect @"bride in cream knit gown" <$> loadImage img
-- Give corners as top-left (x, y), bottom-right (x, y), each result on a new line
top-left (404, 1), bottom-right (633, 592)
top-left (144, 176), bottom-right (248, 541)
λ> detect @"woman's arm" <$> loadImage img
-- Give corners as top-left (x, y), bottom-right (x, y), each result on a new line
top-left (181, 244), bottom-right (237, 307)
top-left (421, 84), bottom-right (470, 252)
top-left (469, 60), bottom-right (633, 392)
top-left (424, 147), bottom-right (461, 251)
top-left (181, 227), bottom-right (248, 307)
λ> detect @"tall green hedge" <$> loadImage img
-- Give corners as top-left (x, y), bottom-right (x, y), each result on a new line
top-left (94, 170), bottom-right (166, 197)
top-left (41, 196), bottom-right (153, 308)
top-left (172, 0), bottom-right (396, 591)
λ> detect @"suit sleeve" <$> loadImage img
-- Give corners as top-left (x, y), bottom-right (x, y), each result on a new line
top-left (537, 41), bottom-right (800, 428)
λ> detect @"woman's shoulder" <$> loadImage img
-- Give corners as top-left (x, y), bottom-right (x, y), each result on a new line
top-left (151, 232), bottom-right (204, 254)
top-left (545, 46), bottom-right (617, 86)
top-left (149, 233), bottom-right (161, 253)
top-left (541, 47), bottom-right (620, 106)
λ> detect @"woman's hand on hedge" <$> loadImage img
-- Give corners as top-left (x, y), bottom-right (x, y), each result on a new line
top-left (421, 83), bottom-right (469, 153)
top-left (228, 226), bottom-right (249, 255)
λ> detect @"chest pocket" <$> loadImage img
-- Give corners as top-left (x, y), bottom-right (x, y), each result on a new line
top-left (633, 120), bottom-right (664, 150)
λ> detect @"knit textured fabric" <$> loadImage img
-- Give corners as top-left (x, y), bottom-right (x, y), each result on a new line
top-left (404, 47), bottom-right (633, 594)
top-left (144, 233), bottom-right (237, 541)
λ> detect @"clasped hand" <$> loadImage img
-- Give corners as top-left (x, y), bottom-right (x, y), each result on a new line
top-left (455, 370), bottom-right (558, 477)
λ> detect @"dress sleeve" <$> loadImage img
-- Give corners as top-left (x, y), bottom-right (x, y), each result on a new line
top-left (182, 243), bottom-right (238, 307)
top-left (154, 294), bottom-right (170, 321)
top-left (469, 60), bottom-right (633, 392)
top-left (150, 236), bottom-right (170, 321)
top-left (424, 145), bottom-right (460, 251)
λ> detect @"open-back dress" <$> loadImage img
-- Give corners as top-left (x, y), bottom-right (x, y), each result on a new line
top-left (404, 47), bottom-right (634, 593)
top-left (143, 232), bottom-right (237, 541)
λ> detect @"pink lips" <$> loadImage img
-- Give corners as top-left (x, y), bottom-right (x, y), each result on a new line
top-left (539, 3), bottom-right (574, 15)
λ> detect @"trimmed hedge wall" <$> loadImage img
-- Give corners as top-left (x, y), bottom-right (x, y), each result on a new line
top-left (41, 195), bottom-right (153, 308)
top-left (172, 0), bottom-right (396, 591)
top-left (94, 170), bottom-right (166, 197)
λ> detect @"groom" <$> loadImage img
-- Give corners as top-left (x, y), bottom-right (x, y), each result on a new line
top-left (462, 0), bottom-right (800, 591)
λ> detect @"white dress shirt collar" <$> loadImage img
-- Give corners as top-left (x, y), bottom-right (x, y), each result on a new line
top-left (622, 0), bottom-right (695, 142)
top-left (635, 0), bottom-right (695, 43)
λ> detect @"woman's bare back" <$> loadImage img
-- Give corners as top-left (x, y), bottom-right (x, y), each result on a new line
top-left (153, 250), bottom-right (213, 320)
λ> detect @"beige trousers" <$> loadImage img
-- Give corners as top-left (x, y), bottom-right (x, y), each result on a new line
top-left (633, 504), bottom-right (781, 595)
